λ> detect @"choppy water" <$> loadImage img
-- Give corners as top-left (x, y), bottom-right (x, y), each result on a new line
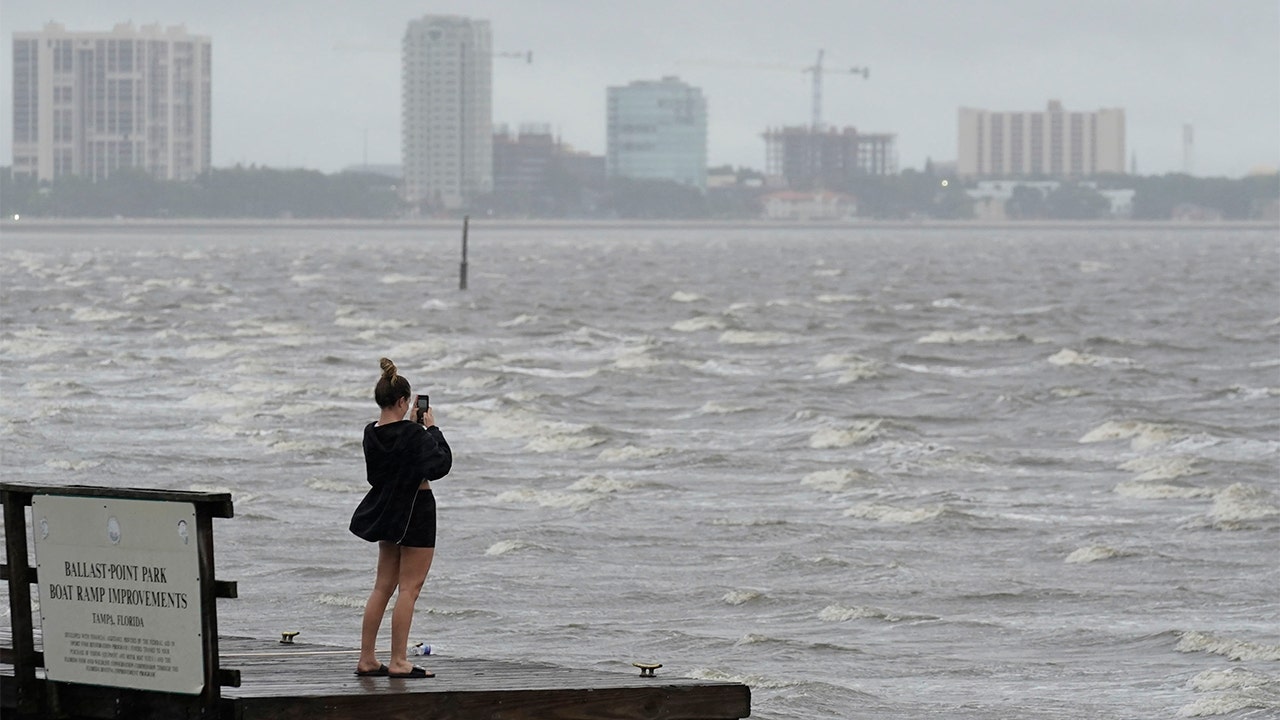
top-left (2, 223), bottom-right (1278, 719)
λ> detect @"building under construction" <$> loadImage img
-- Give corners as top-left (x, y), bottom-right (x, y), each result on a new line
top-left (764, 126), bottom-right (897, 190)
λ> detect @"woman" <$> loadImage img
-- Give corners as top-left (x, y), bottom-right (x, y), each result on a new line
top-left (350, 357), bottom-right (452, 679)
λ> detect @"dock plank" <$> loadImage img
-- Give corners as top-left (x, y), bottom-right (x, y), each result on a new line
top-left (3, 631), bottom-right (750, 720)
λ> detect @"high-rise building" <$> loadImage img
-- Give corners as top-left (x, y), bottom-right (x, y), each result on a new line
top-left (957, 101), bottom-right (1125, 179)
top-left (606, 77), bottom-right (707, 191)
top-left (11, 22), bottom-right (211, 183)
top-left (401, 15), bottom-right (492, 210)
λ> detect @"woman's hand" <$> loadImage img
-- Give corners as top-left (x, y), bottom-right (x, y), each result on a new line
top-left (420, 406), bottom-right (436, 427)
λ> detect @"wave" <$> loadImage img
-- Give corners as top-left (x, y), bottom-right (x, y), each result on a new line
top-left (315, 593), bottom-right (365, 608)
top-left (1064, 544), bottom-right (1124, 563)
top-left (814, 353), bottom-right (883, 382)
top-left (671, 316), bottom-right (726, 332)
top-left (718, 330), bottom-right (792, 345)
top-left (1118, 455), bottom-right (1204, 481)
top-left (71, 306), bottom-right (130, 323)
top-left (1206, 483), bottom-right (1280, 529)
top-left (1113, 480), bottom-right (1215, 499)
top-left (595, 445), bottom-right (669, 462)
top-left (843, 502), bottom-right (945, 524)
top-left (815, 293), bottom-right (865, 304)
top-left (670, 290), bottom-right (705, 303)
top-left (1048, 348), bottom-right (1140, 368)
top-left (484, 538), bottom-right (551, 556)
top-left (493, 488), bottom-right (603, 512)
top-left (687, 667), bottom-right (802, 690)
top-left (45, 458), bottom-right (103, 472)
top-left (305, 477), bottom-right (360, 493)
top-left (809, 420), bottom-right (882, 449)
top-left (1177, 630), bottom-right (1280, 661)
top-left (800, 468), bottom-right (870, 492)
top-left (818, 603), bottom-right (937, 623)
top-left (565, 474), bottom-right (634, 493)
top-left (916, 327), bottom-right (1024, 344)
top-left (723, 589), bottom-right (764, 606)
top-left (696, 400), bottom-right (751, 415)
top-left (1079, 420), bottom-right (1182, 450)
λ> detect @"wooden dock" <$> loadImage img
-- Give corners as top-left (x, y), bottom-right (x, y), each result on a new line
top-left (2, 483), bottom-right (749, 719)
top-left (2, 631), bottom-right (751, 719)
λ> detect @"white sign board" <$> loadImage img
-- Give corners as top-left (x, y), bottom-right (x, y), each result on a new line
top-left (32, 495), bottom-right (205, 694)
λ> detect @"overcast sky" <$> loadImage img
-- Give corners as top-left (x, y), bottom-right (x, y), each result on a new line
top-left (2, 0), bottom-right (1277, 177)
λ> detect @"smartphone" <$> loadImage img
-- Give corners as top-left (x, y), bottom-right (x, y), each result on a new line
top-left (416, 395), bottom-right (430, 412)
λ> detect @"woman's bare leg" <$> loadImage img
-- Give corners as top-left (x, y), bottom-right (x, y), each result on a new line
top-left (387, 546), bottom-right (435, 674)
top-left (357, 541), bottom-right (401, 673)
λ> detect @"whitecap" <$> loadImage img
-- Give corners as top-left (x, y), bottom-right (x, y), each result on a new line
top-left (1177, 631), bottom-right (1280, 661)
top-left (1079, 420), bottom-right (1181, 450)
top-left (671, 316), bottom-right (726, 332)
top-left (817, 603), bottom-right (924, 623)
top-left (718, 330), bottom-right (791, 345)
top-left (71, 306), bottom-right (130, 323)
top-left (494, 488), bottom-right (599, 511)
top-left (1113, 480), bottom-right (1215, 499)
top-left (377, 273), bottom-right (421, 284)
top-left (1065, 545), bottom-right (1123, 563)
top-left (696, 401), bottom-right (750, 415)
top-left (809, 420), bottom-right (882, 449)
top-left (1187, 667), bottom-right (1277, 692)
top-left (723, 590), bottom-right (763, 606)
top-left (1207, 483), bottom-right (1280, 528)
top-left (305, 477), bottom-right (359, 493)
top-left (815, 293), bottom-right (865, 303)
top-left (815, 353), bottom-right (882, 382)
top-left (484, 539), bottom-right (547, 556)
top-left (916, 327), bottom-right (1021, 344)
top-left (43, 457), bottom-right (101, 472)
top-left (1049, 348), bottom-right (1140, 368)
top-left (670, 290), bottom-right (705, 303)
top-left (687, 667), bottom-right (798, 690)
top-left (315, 593), bottom-right (365, 608)
top-left (524, 432), bottom-right (607, 453)
top-left (566, 474), bottom-right (633, 493)
top-left (800, 469), bottom-right (868, 492)
top-left (499, 314), bottom-right (539, 327)
top-left (843, 502), bottom-right (944, 524)
top-left (1118, 455), bottom-right (1203, 481)
top-left (596, 445), bottom-right (668, 462)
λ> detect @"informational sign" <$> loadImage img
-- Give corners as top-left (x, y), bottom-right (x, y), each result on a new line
top-left (32, 495), bottom-right (205, 694)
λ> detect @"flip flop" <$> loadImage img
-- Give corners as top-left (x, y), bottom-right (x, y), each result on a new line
top-left (389, 665), bottom-right (434, 679)
top-left (354, 663), bottom-right (389, 677)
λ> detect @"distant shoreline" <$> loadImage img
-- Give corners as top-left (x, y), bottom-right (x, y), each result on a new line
top-left (1, 217), bottom-right (1276, 233)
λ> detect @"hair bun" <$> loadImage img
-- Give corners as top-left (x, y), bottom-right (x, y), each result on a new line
top-left (379, 357), bottom-right (397, 380)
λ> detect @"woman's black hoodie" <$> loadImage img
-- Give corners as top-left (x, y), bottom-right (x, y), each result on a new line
top-left (349, 421), bottom-right (452, 543)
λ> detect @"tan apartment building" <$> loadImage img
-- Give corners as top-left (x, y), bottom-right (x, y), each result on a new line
top-left (957, 101), bottom-right (1124, 179)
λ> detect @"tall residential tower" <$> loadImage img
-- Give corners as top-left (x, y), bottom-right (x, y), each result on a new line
top-left (606, 77), bottom-right (707, 191)
top-left (12, 22), bottom-right (211, 182)
top-left (401, 15), bottom-right (492, 210)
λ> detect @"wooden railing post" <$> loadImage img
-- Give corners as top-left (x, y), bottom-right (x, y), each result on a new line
top-left (1, 486), bottom-right (41, 714)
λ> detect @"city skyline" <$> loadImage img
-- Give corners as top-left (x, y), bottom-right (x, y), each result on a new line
top-left (2, 0), bottom-right (1277, 179)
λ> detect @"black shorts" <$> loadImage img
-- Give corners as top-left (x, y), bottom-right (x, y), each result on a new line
top-left (399, 489), bottom-right (436, 548)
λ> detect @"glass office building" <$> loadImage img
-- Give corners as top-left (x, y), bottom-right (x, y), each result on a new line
top-left (606, 77), bottom-right (707, 191)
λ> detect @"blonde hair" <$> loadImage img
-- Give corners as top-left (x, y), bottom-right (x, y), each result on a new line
top-left (374, 357), bottom-right (411, 408)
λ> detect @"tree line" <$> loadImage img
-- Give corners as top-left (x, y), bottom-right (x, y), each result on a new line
top-left (1, 164), bottom-right (1275, 221)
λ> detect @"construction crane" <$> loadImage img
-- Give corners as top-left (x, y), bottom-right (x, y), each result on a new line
top-left (805, 49), bottom-right (868, 132)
